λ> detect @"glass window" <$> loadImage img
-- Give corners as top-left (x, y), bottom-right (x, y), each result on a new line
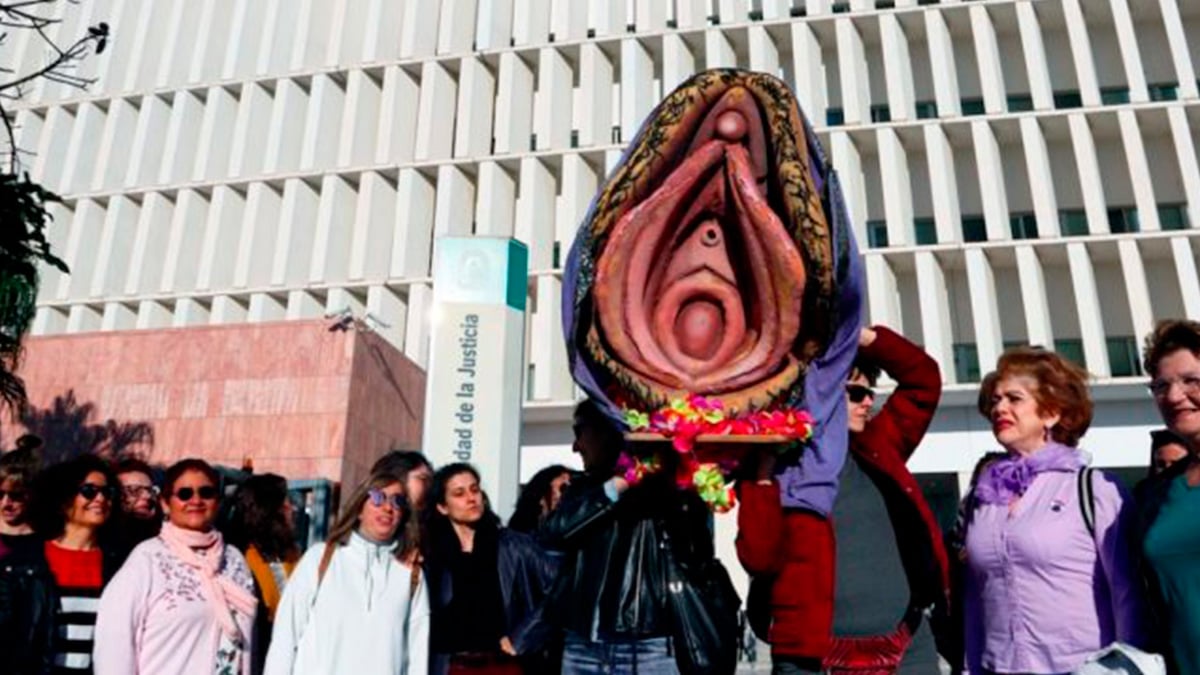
top-left (1053, 339), bottom-right (1087, 368)
top-left (1106, 336), bottom-right (1141, 377)
top-left (962, 216), bottom-right (987, 243)
top-left (1108, 207), bottom-right (1140, 234)
top-left (914, 218), bottom-right (937, 245)
top-left (1007, 94), bottom-right (1034, 112)
top-left (875, 0), bottom-right (896, 8)
top-left (826, 108), bottom-right (845, 127)
top-left (1054, 91), bottom-right (1083, 109)
top-left (1100, 87), bottom-right (1130, 105)
top-left (1010, 213), bottom-right (1038, 240)
top-left (1159, 204), bottom-right (1189, 231)
top-left (961, 98), bottom-right (986, 116)
top-left (832, 1), bottom-right (850, 13)
top-left (953, 343), bottom-right (981, 383)
top-left (915, 101), bottom-right (938, 119)
top-left (867, 220), bottom-right (889, 248)
top-left (870, 104), bottom-right (891, 123)
top-left (1059, 209), bottom-right (1089, 236)
top-left (1149, 82), bottom-right (1179, 101)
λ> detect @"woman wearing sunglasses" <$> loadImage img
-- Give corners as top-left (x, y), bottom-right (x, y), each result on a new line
top-left (0, 453), bottom-right (123, 675)
top-left (425, 463), bottom-right (558, 675)
top-left (94, 458), bottom-right (258, 675)
top-left (264, 465), bottom-right (428, 675)
top-left (0, 435), bottom-right (42, 555)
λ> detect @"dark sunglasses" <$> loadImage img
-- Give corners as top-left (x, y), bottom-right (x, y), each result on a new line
top-left (172, 485), bottom-right (219, 502)
top-left (846, 384), bottom-right (876, 404)
top-left (367, 488), bottom-right (406, 510)
top-left (0, 489), bottom-right (28, 502)
top-left (78, 483), bottom-right (117, 502)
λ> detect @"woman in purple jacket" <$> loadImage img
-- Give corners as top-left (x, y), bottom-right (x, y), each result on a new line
top-left (962, 347), bottom-right (1146, 674)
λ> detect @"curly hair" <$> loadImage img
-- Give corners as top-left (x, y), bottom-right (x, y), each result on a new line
top-left (30, 454), bottom-right (121, 540)
top-left (977, 346), bottom-right (1093, 447)
top-left (507, 464), bottom-right (570, 533)
top-left (225, 474), bottom-right (299, 562)
top-left (1143, 319), bottom-right (1200, 377)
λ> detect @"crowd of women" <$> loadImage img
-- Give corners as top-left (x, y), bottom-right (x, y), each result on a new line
top-left (0, 317), bottom-right (1198, 674)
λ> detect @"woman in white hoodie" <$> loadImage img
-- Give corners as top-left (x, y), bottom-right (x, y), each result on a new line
top-left (264, 466), bottom-right (429, 675)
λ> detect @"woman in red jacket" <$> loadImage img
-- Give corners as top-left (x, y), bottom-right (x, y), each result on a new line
top-left (737, 326), bottom-right (950, 674)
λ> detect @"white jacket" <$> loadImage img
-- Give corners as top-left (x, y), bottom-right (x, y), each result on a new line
top-left (264, 533), bottom-right (429, 675)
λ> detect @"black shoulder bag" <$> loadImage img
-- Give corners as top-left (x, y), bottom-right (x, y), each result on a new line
top-left (659, 525), bottom-right (741, 675)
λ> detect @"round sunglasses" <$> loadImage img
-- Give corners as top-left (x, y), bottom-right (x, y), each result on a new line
top-left (171, 485), bottom-right (219, 502)
top-left (367, 488), bottom-right (406, 510)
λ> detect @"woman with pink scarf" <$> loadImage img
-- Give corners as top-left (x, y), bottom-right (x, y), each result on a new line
top-left (94, 459), bottom-right (257, 675)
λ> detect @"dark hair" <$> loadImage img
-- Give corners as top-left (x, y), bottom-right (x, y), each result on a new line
top-left (849, 355), bottom-right (882, 387)
top-left (30, 454), bottom-right (120, 540)
top-left (508, 465), bottom-right (570, 533)
top-left (370, 450), bottom-right (432, 477)
top-left (162, 458), bottom-right (221, 497)
top-left (115, 457), bottom-right (156, 483)
top-left (1143, 319), bottom-right (1200, 377)
top-left (573, 399), bottom-right (625, 473)
top-left (430, 463), bottom-right (485, 508)
top-left (326, 466), bottom-right (418, 563)
top-left (1151, 429), bottom-right (1189, 453)
top-left (977, 346), bottom-right (1093, 447)
top-left (226, 474), bottom-right (299, 562)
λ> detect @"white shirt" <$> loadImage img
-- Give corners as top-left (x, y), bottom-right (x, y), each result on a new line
top-left (264, 533), bottom-right (429, 675)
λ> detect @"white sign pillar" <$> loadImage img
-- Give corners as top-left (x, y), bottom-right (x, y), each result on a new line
top-left (423, 237), bottom-right (528, 517)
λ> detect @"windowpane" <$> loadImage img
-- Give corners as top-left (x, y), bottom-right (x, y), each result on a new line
top-left (1106, 336), bottom-right (1141, 377)
top-left (1159, 204), bottom-right (1189, 231)
top-left (1059, 209), bottom-right (1089, 236)
top-left (1054, 91), bottom-right (1083, 109)
top-left (867, 220), bottom-right (889, 248)
top-left (954, 343), bottom-right (981, 383)
top-left (1100, 87), bottom-right (1130, 105)
top-left (915, 101), bottom-right (938, 119)
top-left (914, 218), bottom-right (937, 245)
top-left (961, 98), bottom-right (986, 116)
top-left (962, 216), bottom-right (987, 243)
top-left (1149, 82), bottom-right (1179, 101)
top-left (1009, 213), bottom-right (1038, 240)
top-left (870, 104), bottom-right (891, 123)
top-left (1108, 207), bottom-right (1140, 234)
top-left (1007, 94), bottom-right (1034, 112)
top-left (1054, 339), bottom-right (1087, 368)
top-left (826, 108), bottom-right (845, 127)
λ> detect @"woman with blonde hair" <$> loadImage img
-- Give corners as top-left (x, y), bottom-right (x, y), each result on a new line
top-left (960, 347), bottom-right (1145, 673)
top-left (264, 466), bottom-right (428, 675)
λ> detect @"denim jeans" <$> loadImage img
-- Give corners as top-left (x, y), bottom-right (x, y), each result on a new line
top-left (562, 633), bottom-right (680, 675)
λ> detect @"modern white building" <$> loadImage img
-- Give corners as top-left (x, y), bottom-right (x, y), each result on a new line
top-left (6, 0), bottom-right (1199, 515)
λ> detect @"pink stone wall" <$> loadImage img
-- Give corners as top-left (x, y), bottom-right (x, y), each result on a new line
top-left (3, 321), bottom-right (425, 488)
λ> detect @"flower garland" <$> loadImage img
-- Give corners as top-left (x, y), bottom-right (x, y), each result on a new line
top-left (618, 395), bottom-right (815, 512)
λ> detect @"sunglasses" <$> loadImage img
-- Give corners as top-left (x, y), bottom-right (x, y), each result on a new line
top-left (172, 485), bottom-right (219, 502)
top-left (367, 488), bottom-right (406, 510)
top-left (846, 384), bottom-right (876, 404)
top-left (78, 483), bottom-right (117, 502)
top-left (0, 489), bottom-right (28, 502)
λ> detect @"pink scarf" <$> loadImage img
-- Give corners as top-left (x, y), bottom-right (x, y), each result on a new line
top-left (159, 522), bottom-right (257, 645)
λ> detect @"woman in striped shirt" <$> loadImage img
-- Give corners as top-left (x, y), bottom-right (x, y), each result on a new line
top-left (0, 454), bottom-right (123, 674)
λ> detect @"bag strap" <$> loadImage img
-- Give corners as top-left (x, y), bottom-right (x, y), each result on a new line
top-left (1077, 467), bottom-right (1096, 538)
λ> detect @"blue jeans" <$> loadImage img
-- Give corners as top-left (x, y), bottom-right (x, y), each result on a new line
top-left (562, 633), bottom-right (680, 675)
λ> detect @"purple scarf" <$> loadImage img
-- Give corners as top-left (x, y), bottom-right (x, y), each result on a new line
top-left (974, 442), bottom-right (1087, 505)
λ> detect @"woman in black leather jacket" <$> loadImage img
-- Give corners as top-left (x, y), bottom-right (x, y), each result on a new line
top-left (424, 463), bottom-right (559, 674)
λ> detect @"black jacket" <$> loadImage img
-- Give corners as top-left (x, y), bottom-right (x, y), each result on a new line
top-left (539, 471), bottom-right (713, 641)
top-left (0, 539), bottom-right (123, 675)
top-left (426, 518), bottom-right (559, 674)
